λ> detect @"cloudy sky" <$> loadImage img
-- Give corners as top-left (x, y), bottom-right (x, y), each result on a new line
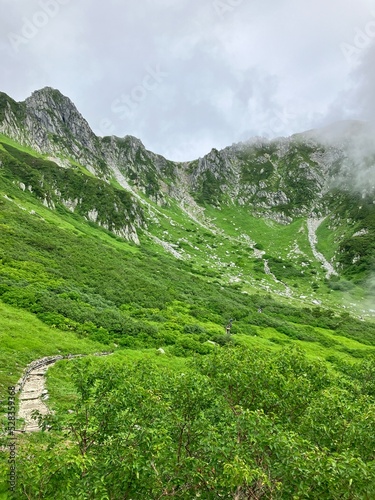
top-left (1, 0), bottom-right (375, 160)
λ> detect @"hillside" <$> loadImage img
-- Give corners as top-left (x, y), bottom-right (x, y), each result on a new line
top-left (0, 88), bottom-right (375, 498)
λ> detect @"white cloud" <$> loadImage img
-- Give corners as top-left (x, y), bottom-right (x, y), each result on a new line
top-left (0, 0), bottom-right (374, 160)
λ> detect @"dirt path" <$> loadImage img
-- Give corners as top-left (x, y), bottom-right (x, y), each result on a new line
top-left (16, 353), bottom-right (112, 432)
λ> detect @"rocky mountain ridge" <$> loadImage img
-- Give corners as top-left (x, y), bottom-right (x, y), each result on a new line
top-left (0, 87), bottom-right (374, 283)
top-left (1, 87), bottom-right (369, 220)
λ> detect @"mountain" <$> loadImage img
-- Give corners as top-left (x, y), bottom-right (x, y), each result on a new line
top-left (2, 88), bottom-right (375, 498)
top-left (0, 87), bottom-right (375, 303)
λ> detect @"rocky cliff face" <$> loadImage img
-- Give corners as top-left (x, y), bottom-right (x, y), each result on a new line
top-left (0, 89), bottom-right (104, 174)
top-left (185, 137), bottom-right (339, 222)
top-left (100, 135), bottom-right (176, 206)
top-left (0, 88), bottom-right (179, 200)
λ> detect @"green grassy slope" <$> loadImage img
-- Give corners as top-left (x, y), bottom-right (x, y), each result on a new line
top-left (0, 301), bottom-right (106, 408)
top-left (0, 150), bottom-right (374, 369)
top-left (1, 136), bottom-right (375, 498)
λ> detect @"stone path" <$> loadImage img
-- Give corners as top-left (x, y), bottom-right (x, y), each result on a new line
top-left (17, 362), bottom-right (56, 432)
top-left (16, 353), bottom-right (112, 432)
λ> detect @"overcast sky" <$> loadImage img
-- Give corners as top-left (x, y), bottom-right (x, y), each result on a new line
top-left (1, 0), bottom-right (375, 161)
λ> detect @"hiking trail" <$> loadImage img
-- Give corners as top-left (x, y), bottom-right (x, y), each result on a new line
top-left (16, 352), bottom-right (112, 432)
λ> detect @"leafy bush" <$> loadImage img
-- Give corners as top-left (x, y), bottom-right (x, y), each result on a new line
top-left (13, 347), bottom-right (375, 499)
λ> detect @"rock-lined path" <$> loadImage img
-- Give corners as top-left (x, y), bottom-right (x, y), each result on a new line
top-left (16, 353), bottom-right (112, 432)
top-left (18, 362), bottom-right (56, 432)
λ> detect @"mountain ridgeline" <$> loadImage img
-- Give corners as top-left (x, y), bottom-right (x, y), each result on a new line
top-left (0, 87), bottom-right (374, 290)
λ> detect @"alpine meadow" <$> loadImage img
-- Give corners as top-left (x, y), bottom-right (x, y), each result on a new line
top-left (0, 88), bottom-right (375, 499)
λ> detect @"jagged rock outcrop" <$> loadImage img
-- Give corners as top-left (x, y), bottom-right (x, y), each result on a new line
top-left (100, 135), bottom-right (174, 205)
top-left (0, 89), bottom-right (104, 174)
top-left (0, 88), bottom-right (178, 203)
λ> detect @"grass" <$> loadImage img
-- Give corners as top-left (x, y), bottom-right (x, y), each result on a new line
top-left (315, 217), bottom-right (338, 261)
top-left (235, 322), bottom-right (375, 363)
top-left (0, 135), bottom-right (44, 158)
top-left (0, 161), bottom-right (374, 363)
top-left (0, 301), bottom-right (107, 408)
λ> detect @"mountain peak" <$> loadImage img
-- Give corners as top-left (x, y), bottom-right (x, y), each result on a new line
top-left (29, 86), bottom-right (65, 98)
top-left (25, 87), bottom-right (78, 116)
